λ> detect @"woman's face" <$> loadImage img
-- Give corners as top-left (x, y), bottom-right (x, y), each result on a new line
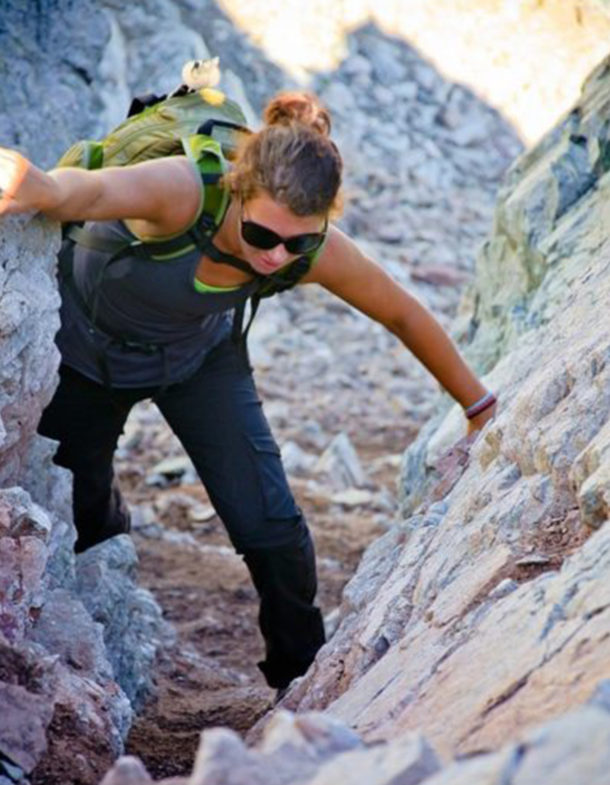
top-left (238, 191), bottom-right (327, 275)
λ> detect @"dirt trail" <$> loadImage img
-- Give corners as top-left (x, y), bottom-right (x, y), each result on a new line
top-left (120, 422), bottom-right (403, 779)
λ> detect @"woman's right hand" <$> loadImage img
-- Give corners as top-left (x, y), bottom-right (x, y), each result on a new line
top-left (0, 148), bottom-right (34, 215)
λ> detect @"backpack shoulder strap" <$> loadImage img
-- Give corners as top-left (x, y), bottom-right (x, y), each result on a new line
top-left (64, 133), bottom-right (232, 262)
top-left (182, 134), bottom-right (230, 224)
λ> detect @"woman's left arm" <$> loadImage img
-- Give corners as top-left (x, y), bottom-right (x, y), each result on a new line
top-left (302, 226), bottom-right (496, 433)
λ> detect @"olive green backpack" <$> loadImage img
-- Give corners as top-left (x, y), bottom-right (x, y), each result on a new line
top-left (57, 75), bottom-right (318, 349)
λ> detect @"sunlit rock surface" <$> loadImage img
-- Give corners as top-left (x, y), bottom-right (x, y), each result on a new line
top-left (275, 57), bottom-right (610, 781)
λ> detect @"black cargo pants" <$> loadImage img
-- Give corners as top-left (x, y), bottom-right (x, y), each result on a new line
top-left (37, 337), bottom-right (326, 689)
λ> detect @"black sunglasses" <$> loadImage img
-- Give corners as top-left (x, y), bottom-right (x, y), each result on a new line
top-left (240, 215), bottom-right (327, 255)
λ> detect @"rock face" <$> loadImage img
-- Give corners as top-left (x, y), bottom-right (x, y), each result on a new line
top-left (0, 215), bottom-right (128, 783)
top-left (0, 0), bottom-right (110, 170)
top-left (0, 6), bottom-right (175, 782)
top-left (0, 214), bottom-right (169, 784)
top-left (272, 56), bottom-right (610, 777)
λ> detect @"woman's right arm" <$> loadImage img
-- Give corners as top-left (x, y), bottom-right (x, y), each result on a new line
top-left (0, 147), bottom-right (201, 233)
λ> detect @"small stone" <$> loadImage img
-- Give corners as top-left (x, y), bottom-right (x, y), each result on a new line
top-left (260, 710), bottom-right (363, 757)
top-left (99, 755), bottom-right (153, 784)
top-left (330, 489), bottom-right (375, 508)
top-left (410, 265), bottom-right (470, 287)
top-left (151, 456), bottom-right (196, 480)
top-left (281, 441), bottom-right (316, 476)
top-left (314, 433), bottom-right (366, 490)
top-left (342, 54), bottom-right (372, 79)
top-left (130, 504), bottom-right (157, 529)
top-left (188, 503), bottom-right (216, 522)
top-left (488, 578), bottom-right (519, 600)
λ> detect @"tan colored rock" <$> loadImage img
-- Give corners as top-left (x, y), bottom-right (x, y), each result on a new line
top-left (418, 703), bottom-right (610, 785)
top-left (571, 418), bottom-right (610, 529)
top-left (286, 56), bottom-right (610, 772)
top-left (308, 733), bottom-right (439, 785)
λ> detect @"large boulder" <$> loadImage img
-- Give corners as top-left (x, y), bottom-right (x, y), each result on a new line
top-left (276, 57), bottom-right (610, 773)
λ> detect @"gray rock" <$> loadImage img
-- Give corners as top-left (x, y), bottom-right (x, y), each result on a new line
top-left (191, 712), bottom-right (365, 785)
top-left (0, 681), bottom-right (54, 773)
top-left (190, 728), bottom-right (263, 785)
top-left (281, 441), bottom-right (317, 477)
top-left (314, 433), bottom-right (367, 490)
top-left (0, 533), bottom-right (48, 644)
top-left (99, 755), bottom-right (153, 785)
top-left (76, 537), bottom-right (171, 709)
top-left (30, 589), bottom-right (113, 682)
top-left (0, 2), bottom-right (110, 168)
top-left (259, 711), bottom-right (362, 757)
top-left (287, 60), bottom-right (610, 776)
top-left (150, 456), bottom-right (197, 482)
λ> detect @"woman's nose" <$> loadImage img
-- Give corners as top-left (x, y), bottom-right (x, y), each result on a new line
top-left (269, 243), bottom-right (290, 264)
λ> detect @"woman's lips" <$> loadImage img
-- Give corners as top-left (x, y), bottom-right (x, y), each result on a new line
top-left (258, 256), bottom-right (280, 272)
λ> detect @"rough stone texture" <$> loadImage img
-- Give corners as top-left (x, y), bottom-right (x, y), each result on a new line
top-left (76, 537), bottom-right (173, 708)
top-left (307, 734), bottom-right (439, 785)
top-left (0, 215), bottom-right (61, 483)
top-left (418, 701), bottom-right (610, 785)
top-left (404, 54), bottom-right (610, 512)
top-left (0, 0), bottom-right (110, 169)
top-left (103, 697), bottom-right (610, 785)
top-left (455, 57), bottom-right (610, 377)
top-left (0, 13), bottom-right (169, 783)
top-left (0, 471), bottom-right (133, 784)
top-left (179, 711), bottom-right (437, 785)
top-left (99, 755), bottom-right (153, 785)
top-left (271, 57), bottom-right (610, 776)
top-left (0, 678), bottom-right (54, 772)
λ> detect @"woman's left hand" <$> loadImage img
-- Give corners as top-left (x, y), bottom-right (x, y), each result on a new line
top-left (466, 401), bottom-right (497, 435)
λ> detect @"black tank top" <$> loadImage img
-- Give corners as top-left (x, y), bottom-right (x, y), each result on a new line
top-left (56, 218), bottom-right (258, 387)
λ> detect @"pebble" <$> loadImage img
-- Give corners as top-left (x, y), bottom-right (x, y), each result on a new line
top-left (330, 489), bottom-right (375, 508)
top-left (281, 441), bottom-right (317, 477)
top-left (314, 433), bottom-right (367, 491)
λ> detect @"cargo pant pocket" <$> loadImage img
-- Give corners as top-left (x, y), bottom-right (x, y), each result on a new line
top-left (246, 433), bottom-right (300, 521)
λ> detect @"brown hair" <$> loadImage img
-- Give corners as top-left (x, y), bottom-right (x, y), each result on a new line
top-left (224, 92), bottom-right (343, 217)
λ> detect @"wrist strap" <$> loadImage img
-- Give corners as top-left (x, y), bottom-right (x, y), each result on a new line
top-left (465, 391), bottom-right (496, 419)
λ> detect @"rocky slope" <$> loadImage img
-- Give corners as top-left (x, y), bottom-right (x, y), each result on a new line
top-left (0, 1), bottom-right (609, 784)
top-left (276, 53), bottom-right (610, 775)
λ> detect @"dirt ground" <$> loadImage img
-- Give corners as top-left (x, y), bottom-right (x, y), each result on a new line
top-left (120, 426), bottom-right (406, 779)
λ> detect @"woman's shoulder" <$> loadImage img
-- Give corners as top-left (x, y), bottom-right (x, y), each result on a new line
top-left (121, 156), bottom-right (204, 239)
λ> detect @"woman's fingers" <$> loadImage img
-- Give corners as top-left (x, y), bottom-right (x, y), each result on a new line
top-left (0, 149), bottom-right (31, 214)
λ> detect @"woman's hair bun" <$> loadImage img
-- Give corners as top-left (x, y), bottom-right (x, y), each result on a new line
top-left (263, 91), bottom-right (331, 136)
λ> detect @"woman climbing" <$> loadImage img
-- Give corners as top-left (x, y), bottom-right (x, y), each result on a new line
top-left (0, 91), bottom-right (496, 696)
